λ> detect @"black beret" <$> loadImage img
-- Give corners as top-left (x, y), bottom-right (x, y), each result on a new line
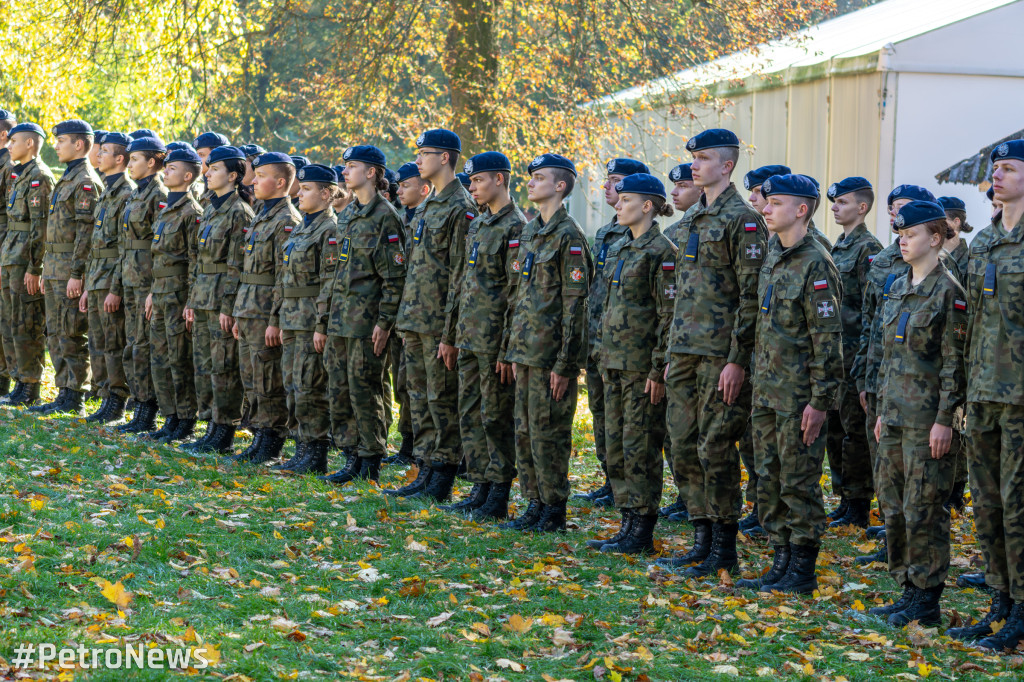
top-left (614, 173), bottom-right (666, 199)
top-left (52, 119), bottom-right (93, 137)
top-left (252, 152), bottom-right (294, 168)
top-left (937, 196), bottom-right (965, 212)
top-left (166, 147), bottom-right (202, 165)
top-left (887, 184), bottom-right (936, 207)
top-left (527, 153), bottom-right (576, 177)
top-left (761, 173), bottom-right (819, 200)
top-left (744, 164), bottom-right (791, 191)
top-left (396, 162), bottom-right (420, 182)
top-left (207, 146), bottom-right (246, 164)
top-left (130, 129), bottom-right (159, 140)
top-left (987, 186), bottom-right (995, 201)
top-left (239, 144), bottom-right (265, 158)
top-left (297, 163), bottom-right (338, 185)
top-left (342, 145), bottom-right (387, 167)
top-left (416, 129), bottom-right (461, 152)
top-left (290, 155), bottom-right (310, 171)
top-left (332, 165), bottom-right (346, 181)
top-left (126, 136), bottom-right (166, 154)
top-left (893, 200), bottom-right (945, 230)
top-left (165, 141), bottom-right (195, 153)
top-left (465, 151), bottom-right (511, 176)
top-left (668, 163), bottom-right (693, 182)
top-left (10, 122), bottom-right (45, 137)
top-left (101, 132), bottom-right (132, 148)
top-left (193, 131), bottom-right (230, 150)
top-left (0, 109), bottom-right (13, 121)
top-left (827, 176), bottom-right (872, 201)
top-left (456, 172), bottom-right (472, 188)
top-left (606, 158), bottom-right (649, 176)
top-left (686, 128), bottom-right (740, 152)
top-left (991, 139), bottom-right (1024, 164)
top-left (93, 130), bottom-right (109, 144)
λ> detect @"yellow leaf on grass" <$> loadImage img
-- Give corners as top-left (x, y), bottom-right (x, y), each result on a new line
top-left (635, 646), bottom-right (653, 662)
top-left (852, 599), bottom-right (866, 611)
top-left (846, 652), bottom-right (870, 662)
top-left (29, 498), bottom-right (48, 511)
top-left (193, 644), bottom-right (220, 666)
top-left (91, 578), bottom-right (133, 610)
top-left (733, 610), bottom-right (752, 622)
top-left (918, 663), bottom-right (935, 678)
top-left (506, 614), bottom-right (533, 634)
top-left (711, 665), bottom-right (739, 676)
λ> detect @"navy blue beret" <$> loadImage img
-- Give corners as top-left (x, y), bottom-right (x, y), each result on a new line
top-left (893, 200), bottom-right (945, 230)
top-left (239, 144), bottom-right (265, 158)
top-left (527, 153), bottom-right (577, 177)
top-left (10, 122), bottom-right (45, 137)
top-left (761, 173), bottom-right (819, 200)
top-left (827, 176), bottom-right (872, 201)
top-left (385, 168), bottom-right (400, 185)
top-left (416, 129), bottom-right (461, 152)
top-left (101, 132), bottom-right (132, 148)
top-left (342, 145), bottom-right (387, 167)
top-left (207, 146), bottom-right (246, 165)
top-left (332, 165), bottom-right (346, 181)
top-left (465, 151), bottom-right (511, 176)
top-left (252, 152), bottom-right (294, 168)
top-left (290, 155), bottom-right (310, 171)
top-left (887, 184), bottom-right (936, 206)
top-left (669, 163), bottom-right (693, 182)
top-left (456, 172), bottom-right (472, 188)
top-left (166, 147), bottom-right (202, 165)
top-left (614, 173), bottom-right (666, 199)
top-left (800, 174), bottom-right (820, 191)
top-left (606, 158), bottom-right (649, 177)
top-left (396, 162), bottom-right (419, 182)
top-left (0, 109), bottom-right (13, 121)
top-left (990, 139), bottom-right (1024, 164)
top-left (297, 163), bottom-right (337, 185)
top-left (165, 142), bottom-right (195, 153)
top-left (93, 130), bottom-right (109, 144)
top-left (987, 186), bottom-right (995, 201)
top-left (686, 128), bottom-right (739, 152)
top-left (130, 129), bottom-right (158, 140)
top-left (193, 131), bottom-right (230, 150)
top-left (937, 196), bottom-right (965, 212)
top-left (53, 119), bottom-right (93, 137)
top-left (126, 136), bottom-right (166, 154)
top-left (744, 164), bottom-right (791, 191)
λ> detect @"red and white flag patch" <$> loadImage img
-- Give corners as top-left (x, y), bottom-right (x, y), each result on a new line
top-left (158, 202), bottom-right (167, 210)
top-left (30, 180), bottom-right (39, 188)
top-left (388, 234), bottom-right (399, 243)
top-left (569, 245), bottom-right (582, 255)
top-left (508, 239), bottom-right (519, 248)
top-left (954, 299), bottom-right (967, 311)
top-left (662, 261), bottom-right (675, 271)
top-left (328, 237), bottom-right (337, 245)
top-left (83, 184), bottom-right (93, 192)
top-left (813, 279), bottom-right (829, 291)
top-left (465, 212), bottom-right (476, 221)
top-left (744, 222), bottom-right (758, 232)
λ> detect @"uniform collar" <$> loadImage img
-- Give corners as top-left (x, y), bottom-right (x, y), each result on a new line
top-left (621, 224), bottom-right (661, 249)
top-left (104, 172), bottom-right (124, 189)
top-left (834, 223), bottom-right (868, 249)
top-left (0, 148), bottom-right (8, 164)
top-left (535, 205), bottom-right (569, 235)
top-left (210, 190), bottom-right (234, 211)
top-left (776, 230), bottom-right (817, 259)
top-left (353, 192), bottom-right (383, 218)
top-left (427, 177), bottom-right (463, 205)
top-left (483, 198), bottom-right (517, 225)
top-left (902, 263), bottom-right (944, 297)
top-left (261, 196), bottom-right (285, 215)
top-left (994, 212), bottom-right (1024, 245)
top-left (165, 191), bottom-right (188, 208)
top-left (62, 158), bottom-right (86, 178)
top-left (696, 182), bottom-right (738, 217)
top-left (948, 238), bottom-right (968, 260)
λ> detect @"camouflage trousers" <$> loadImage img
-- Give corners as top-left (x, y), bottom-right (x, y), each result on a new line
top-left (604, 368), bottom-right (667, 516)
top-left (86, 288), bottom-right (127, 399)
top-left (751, 407), bottom-right (827, 547)
top-left (236, 317), bottom-right (287, 434)
top-left (123, 286), bottom-right (154, 402)
top-left (44, 279), bottom-right (90, 391)
top-left (876, 424), bottom-right (953, 589)
top-left (1, 266), bottom-right (45, 383)
top-left (837, 381), bottom-right (873, 500)
top-left (513, 363), bottom-right (578, 505)
top-left (737, 379), bottom-right (758, 506)
top-left (586, 352), bottom-right (606, 466)
top-left (864, 391), bottom-right (879, 477)
top-left (282, 331), bottom-right (328, 442)
top-left (403, 332), bottom-right (460, 466)
top-left (149, 289), bottom-right (196, 418)
top-left (458, 349), bottom-right (516, 485)
top-left (665, 353), bottom-right (748, 523)
top-left (387, 334), bottom-right (412, 439)
top-left (325, 335), bottom-right (388, 458)
top-left (966, 401), bottom-right (1024, 600)
top-left (237, 324), bottom-right (257, 420)
top-left (193, 309), bottom-right (242, 425)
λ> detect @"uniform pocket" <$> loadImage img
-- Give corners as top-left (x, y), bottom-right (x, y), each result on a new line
top-left (771, 284), bottom-right (804, 329)
top-left (532, 249), bottom-right (560, 288)
top-left (907, 310), bottom-right (940, 354)
top-left (255, 346), bottom-right (282, 395)
top-left (299, 342), bottom-right (324, 391)
top-left (698, 227), bottom-right (730, 268)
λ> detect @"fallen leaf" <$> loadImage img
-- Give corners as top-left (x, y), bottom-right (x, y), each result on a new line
top-left (506, 614), bottom-right (533, 634)
top-left (427, 611), bottom-right (454, 627)
top-left (496, 657), bottom-right (525, 672)
top-left (711, 665), bottom-right (739, 676)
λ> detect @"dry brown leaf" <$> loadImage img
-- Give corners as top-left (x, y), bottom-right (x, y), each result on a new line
top-left (506, 614), bottom-right (533, 634)
top-left (496, 657), bottom-right (525, 672)
top-left (427, 611), bottom-right (454, 628)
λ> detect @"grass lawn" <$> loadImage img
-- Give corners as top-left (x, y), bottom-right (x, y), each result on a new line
top-left (0, 380), bottom-right (1016, 680)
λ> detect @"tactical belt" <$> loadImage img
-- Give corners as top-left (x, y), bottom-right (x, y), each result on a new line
top-left (126, 239), bottom-right (151, 250)
top-left (91, 248), bottom-right (119, 259)
top-left (46, 243), bottom-right (75, 254)
top-left (282, 286), bottom-right (319, 298)
top-left (240, 273), bottom-right (274, 286)
top-left (200, 263), bottom-right (230, 274)
top-left (7, 221), bottom-right (31, 232)
top-left (152, 264), bottom-right (188, 278)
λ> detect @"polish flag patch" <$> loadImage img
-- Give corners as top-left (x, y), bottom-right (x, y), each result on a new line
top-left (284, 225), bottom-right (293, 232)
top-left (813, 279), bottom-right (829, 291)
top-left (328, 237), bottom-right (337, 245)
top-left (662, 262), bottom-right (675, 271)
top-left (388, 234), bottom-right (399, 243)
top-left (83, 184), bottom-right (93, 192)
top-left (10, 173), bottom-right (16, 180)
top-left (868, 255), bottom-right (875, 263)
top-left (744, 222), bottom-right (758, 232)
top-left (158, 202), bottom-right (167, 210)
top-left (569, 246), bottom-right (582, 255)
top-left (465, 212), bottom-right (475, 220)
top-left (30, 180), bottom-right (39, 187)
top-left (508, 239), bottom-right (519, 248)
top-left (954, 299), bottom-right (967, 311)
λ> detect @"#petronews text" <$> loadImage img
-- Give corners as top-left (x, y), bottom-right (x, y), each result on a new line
top-left (11, 642), bottom-right (213, 670)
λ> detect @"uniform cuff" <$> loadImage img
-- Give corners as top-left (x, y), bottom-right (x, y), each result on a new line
top-left (809, 396), bottom-right (832, 412)
top-left (935, 409), bottom-right (953, 428)
top-left (552, 359), bottom-right (574, 378)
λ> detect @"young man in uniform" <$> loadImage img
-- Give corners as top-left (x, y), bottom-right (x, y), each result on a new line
top-left (503, 153), bottom-right (594, 532)
top-left (576, 157), bottom-right (648, 506)
top-left (0, 109), bottom-right (18, 399)
top-left (0, 122), bottom-right (55, 407)
top-left (655, 129), bottom-right (767, 578)
top-left (29, 120), bottom-right (101, 416)
top-left (81, 131), bottom-right (135, 423)
top-left (387, 129), bottom-right (475, 501)
top-left (740, 173), bottom-right (843, 594)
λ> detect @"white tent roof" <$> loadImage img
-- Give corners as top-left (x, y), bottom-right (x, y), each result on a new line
top-left (596, 0), bottom-right (1019, 107)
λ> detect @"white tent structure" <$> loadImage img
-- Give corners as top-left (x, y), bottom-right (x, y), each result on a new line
top-left (573, 0), bottom-right (1024, 241)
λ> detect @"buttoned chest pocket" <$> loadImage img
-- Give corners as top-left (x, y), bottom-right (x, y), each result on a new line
top-left (422, 218), bottom-right (450, 251)
top-left (698, 226), bottom-right (730, 268)
top-left (49, 187), bottom-right (71, 214)
top-left (473, 239), bottom-right (504, 280)
top-left (7, 189), bottom-right (26, 220)
top-left (770, 284), bottom-right (804, 329)
top-left (996, 258), bottom-right (1024, 305)
top-left (837, 260), bottom-right (859, 301)
top-left (531, 249), bottom-right (560, 288)
top-left (285, 240), bottom-right (318, 274)
top-left (906, 310), bottom-right (941, 354)
top-left (349, 232), bottom-right (379, 275)
top-left (966, 254), bottom-right (988, 299)
top-left (618, 258), bottom-right (650, 301)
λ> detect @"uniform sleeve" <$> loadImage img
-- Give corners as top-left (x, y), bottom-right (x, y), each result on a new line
top-left (937, 287), bottom-right (968, 426)
top-left (499, 236), bottom-right (522, 361)
top-left (70, 179), bottom-right (99, 279)
top-left (803, 263), bottom-right (845, 412)
top-left (373, 212), bottom-right (407, 332)
top-left (222, 207), bottom-right (249, 316)
top-left (854, 277), bottom-right (878, 394)
top-left (267, 218), bottom-right (293, 328)
top-left (108, 191), bottom-right (129, 298)
top-left (728, 214), bottom-right (768, 368)
top-left (552, 234), bottom-right (593, 378)
top-left (849, 244), bottom-right (881, 385)
top-left (650, 244), bottom-right (678, 382)
top-left (316, 224), bottom-right (338, 335)
top-left (27, 176), bottom-right (53, 276)
top-left (441, 206), bottom-right (473, 345)
top-left (444, 215), bottom-right (478, 343)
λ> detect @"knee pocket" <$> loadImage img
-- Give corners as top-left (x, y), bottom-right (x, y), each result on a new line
top-left (299, 344), bottom-right (324, 391)
top-left (255, 346), bottom-right (282, 394)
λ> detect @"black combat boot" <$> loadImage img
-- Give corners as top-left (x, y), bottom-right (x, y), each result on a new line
top-left (239, 396), bottom-right (253, 430)
top-left (28, 387), bottom-right (64, 413)
top-left (738, 504), bottom-right (760, 530)
top-left (143, 415), bottom-right (179, 442)
top-left (602, 514), bottom-right (656, 555)
top-left (441, 482), bottom-right (491, 514)
top-left (225, 429), bottom-right (265, 463)
top-left (826, 496), bottom-right (848, 524)
top-left (165, 417), bottom-right (196, 443)
top-left (384, 461), bottom-right (433, 497)
top-left (736, 544), bottom-right (791, 589)
top-left (889, 584), bottom-right (942, 627)
top-left (417, 463), bottom-right (459, 503)
top-left (866, 524), bottom-right (886, 539)
top-left (762, 543), bottom-right (819, 594)
top-left (56, 389), bottom-right (85, 416)
top-left (855, 539), bottom-right (888, 565)
top-left (944, 481), bottom-right (967, 513)
top-left (472, 481), bottom-right (512, 521)
top-left (85, 396), bottom-right (111, 423)
top-left (198, 424), bottom-right (236, 455)
top-left (319, 448), bottom-right (360, 483)
top-left (271, 441), bottom-right (309, 471)
top-left (500, 499), bottom-right (543, 530)
top-left (682, 523), bottom-right (739, 577)
top-left (956, 572), bottom-right (987, 589)
top-left (830, 498), bottom-right (870, 528)
top-left (282, 440), bottom-right (328, 475)
top-left (0, 376), bottom-right (10, 398)
top-left (587, 510), bottom-right (632, 550)
top-left (529, 501), bottom-right (567, 533)
top-left (867, 583), bottom-right (916, 618)
top-left (659, 494), bottom-right (687, 519)
top-left (182, 421), bottom-right (216, 452)
top-left (575, 465), bottom-right (612, 502)
top-left (118, 399), bottom-right (157, 434)
top-left (654, 520), bottom-right (712, 569)
top-left (978, 602), bottom-right (1024, 652)
top-left (357, 455), bottom-right (382, 482)
top-left (948, 591), bottom-right (1013, 641)
top-left (1, 381), bottom-right (26, 405)
top-left (383, 433), bottom-right (415, 465)
top-left (103, 394), bottom-right (127, 423)
top-left (250, 430), bottom-right (285, 464)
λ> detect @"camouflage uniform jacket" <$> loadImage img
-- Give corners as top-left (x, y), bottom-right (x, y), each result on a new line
top-left (504, 205), bottom-right (594, 375)
top-left (188, 192), bottom-right (253, 315)
top-left (150, 192), bottom-right (202, 294)
top-left (940, 239), bottom-right (969, 287)
top-left (2, 158), bottom-right (55, 274)
top-left (0, 149), bottom-right (12, 245)
top-left (118, 175), bottom-right (169, 291)
top-left (667, 183), bottom-right (767, 367)
top-left (662, 203), bottom-right (700, 246)
top-left (768, 222), bottom-right (832, 253)
top-left (753, 232), bottom-right (844, 413)
top-left (831, 223), bottom-right (882, 376)
top-left (877, 264), bottom-right (966, 428)
top-left (599, 225), bottom-right (677, 381)
top-left (398, 179), bottom-right (475, 341)
top-left (233, 198), bottom-right (301, 322)
top-left (325, 192), bottom-right (406, 339)
top-left (588, 218), bottom-right (630, 355)
top-left (449, 199), bottom-right (525, 355)
top-left (44, 159), bottom-right (102, 281)
top-left (87, 173), bottom-right (136, 292)
top-left (272, 208), bottom-right (338, 334)
top-left (854, 240), bottom-right (910, 394)
top-left (964, 214), bottom-right (1024, 405)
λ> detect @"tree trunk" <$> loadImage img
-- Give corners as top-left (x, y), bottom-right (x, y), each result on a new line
top-left (444, 0), bottom-right (500, 157)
